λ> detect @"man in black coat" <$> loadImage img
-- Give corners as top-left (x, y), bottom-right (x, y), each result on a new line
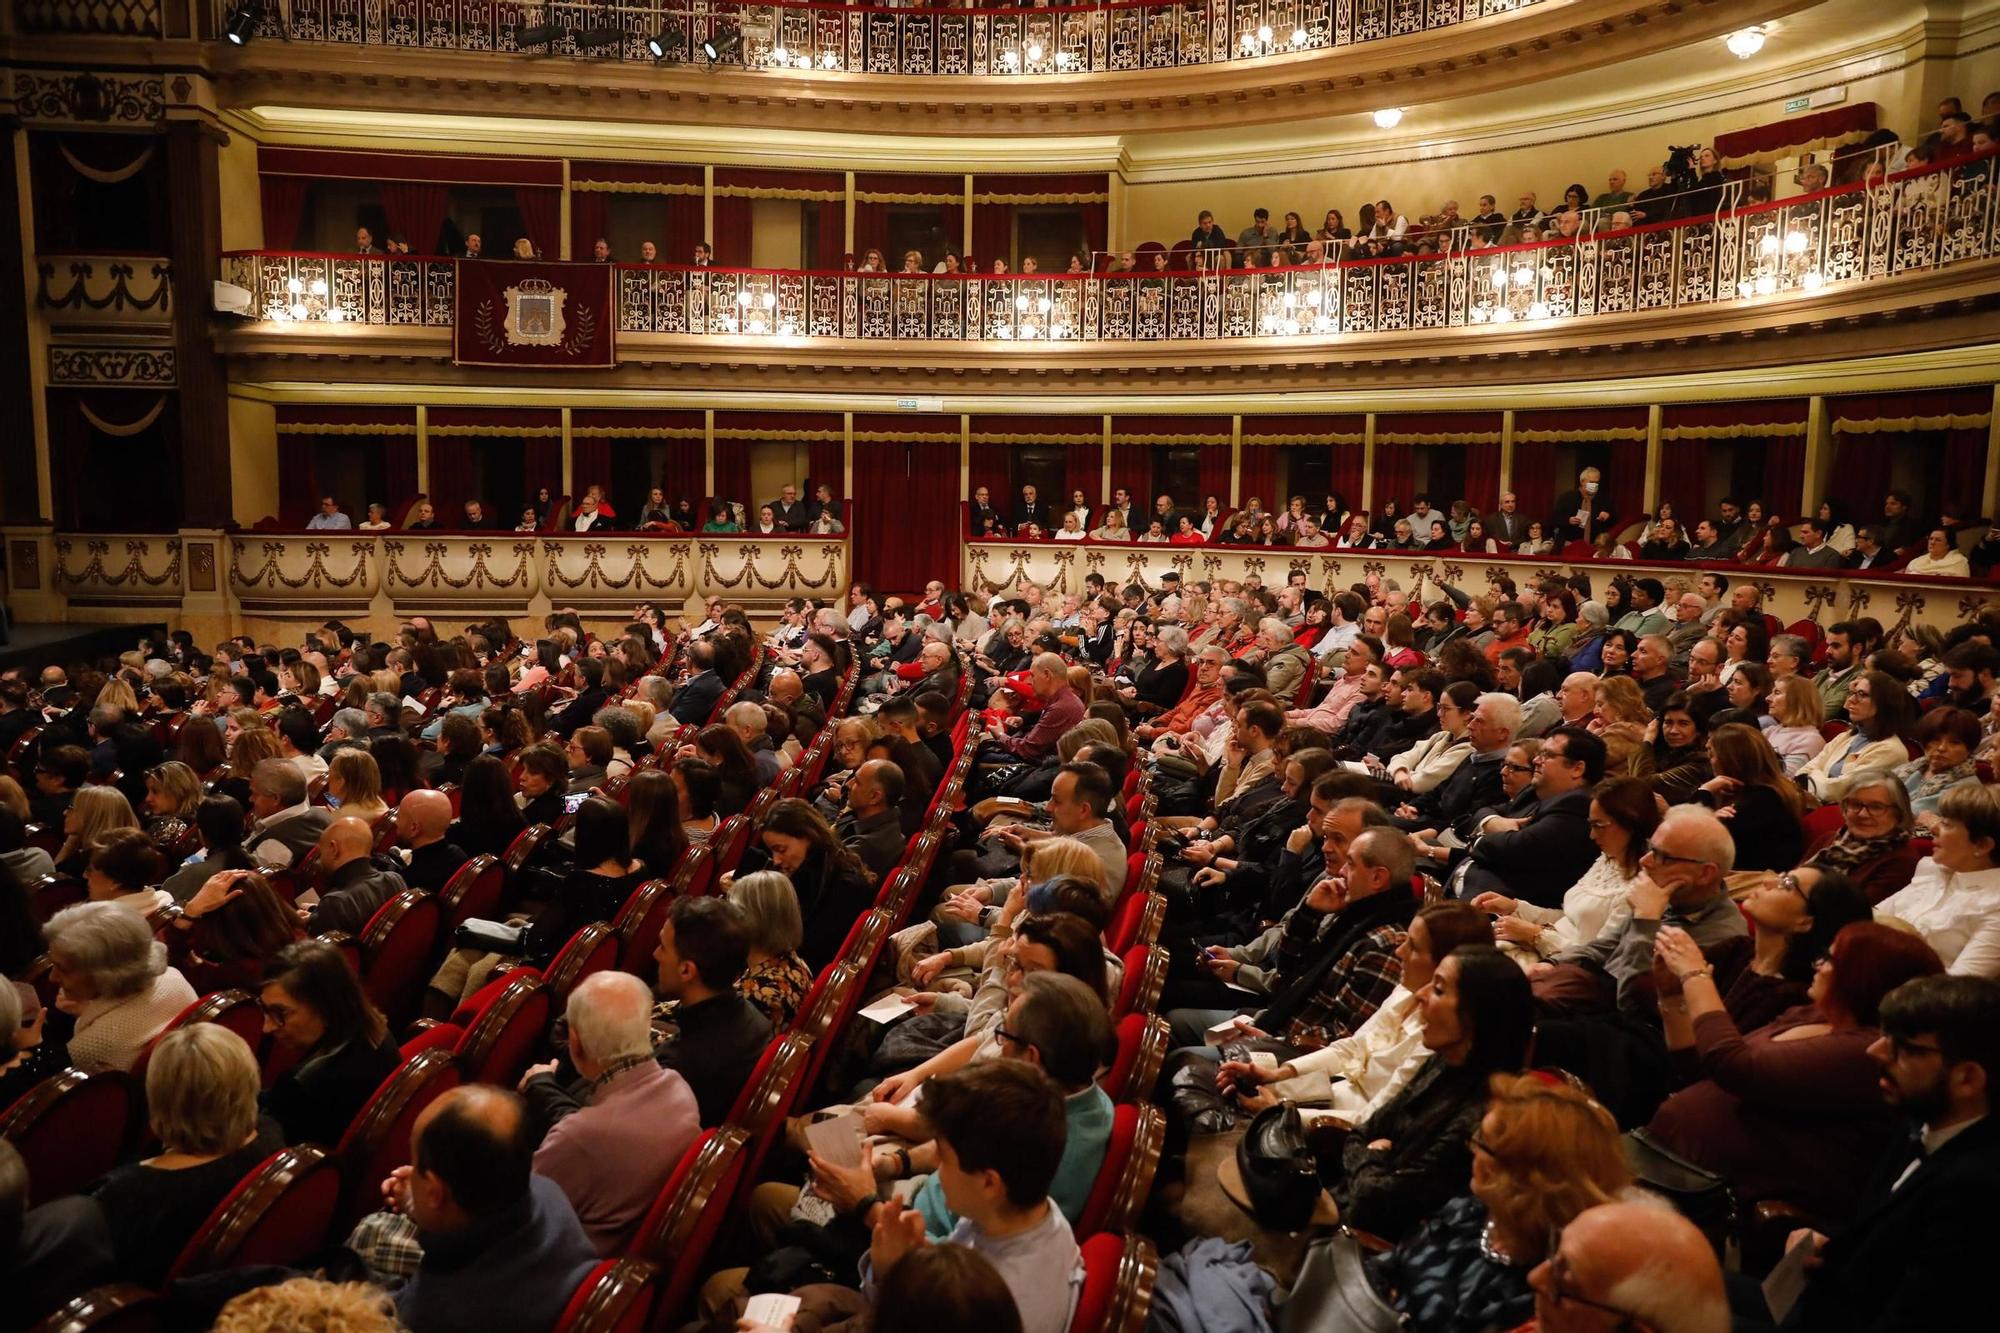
top-left (1484, 491), bottom-right (1532, 549)
top-left (549, 658), bottom-right (612, 738)
top-left (1013, 484), bottom-right (1049, 535)
top-left (770, 484), bottom-right (810, 532)
top-left (1392, 694), bottom-right (1513, 833)
top-left (968, 485), bottom-right (1003, 538)
top-left (1455, 725), bottom-right (1604, 908)
top-left (1784, 975), bottom-right (2000, 1332)
top-left (665, 641), bottom-right (725, 728)
top-left (1550, 466), bottom-right (1614, 547)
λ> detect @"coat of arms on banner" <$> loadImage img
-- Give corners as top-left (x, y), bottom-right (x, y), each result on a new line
top-left (504, 279), bottom-right (567, 344)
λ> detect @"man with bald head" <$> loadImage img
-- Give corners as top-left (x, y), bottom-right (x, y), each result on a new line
top-left (395, 788), bottom-right (467, 894)
top-left (766, 668), bottom-right (804, 711)
top-left (519, 971), bottom-right (701, 1254)
top-left (385, 1085), bottom-right (597, 1332)
top-left (837, 758), bottom-right (906, 882)
top-left (1528, 1200), bottom-right (1728, 1333)
top-left (725, 700), bottom-right (782, 785)
top-left (304, 815), bottom-right (407, 936)
top-left (981, 651), bottom-right (1083, 771)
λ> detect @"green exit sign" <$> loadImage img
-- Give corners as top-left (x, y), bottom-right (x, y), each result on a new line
top-left (1785, 96), bottom-right (1810, 114)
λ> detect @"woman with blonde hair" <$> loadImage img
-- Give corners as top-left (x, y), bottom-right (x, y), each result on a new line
top-left (728, 869), bottom-right (816, 1028)
top-left (141, 761), bottom-right (202, 851)
top-left (1588, 674), bottom-right (1654, 777)
top-left (1358, 1072), bottom-right (1631, 1332)
top-left (87, 1023), bottom-right (276, 1286)
top-left (1761, 674), bottom-right (1827, 775)
top-left (56, 785), bottom-right (141, 876)
top-left (325, 747), bottom-right (388, 824)
top-left (215, 723), bottom-right (282, 808)
top-left (94, 676), bottom-right (139, 718)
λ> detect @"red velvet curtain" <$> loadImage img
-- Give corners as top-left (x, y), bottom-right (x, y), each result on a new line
top-left (658, 440), bottom-right (704, 510)
top-left (1762, 436), bottom-right (1807, 521)
top-left (938, 204), bottom-right (966, 262)
top-left (427, 435), bottom-right (472, 516)
top-left (816, 199), bottom-right (846, 269)
top-left (1510, 440), bottom-right (1558, 521)
top-left (513, 188), bottom-right (559, 259)
top-left (568, 192), bottom-right (608, 263)
top-left (663, 196), bottom-right (706, 266)
top-left (1109, 442), bottom-right (1149, 504)
top-left (379, 181), bottom-right (449, 255)
top-left (1834, 389), bottom-right (1994, 521)
top-left (277, 432), bottom-right (317, 526)
top-left (853, 438), bottom-right (958, 593)
top-left (1828, 435), bottom-right (1894, 516)
top-left (1065, 440), bottom-right (1104, 504)
top-left (1079, 202), bottom-right (1108, 257)
top-left (1330, 447), bottom-right (1364, 516)
top-left (1237, 448), bottom-right (1278, 512)
top-left (260, 176), bottom-right (307, 250)
top-left (969, 442), bottom-right (1011, 509)
top-left (712, 437), bottom-right (752, 511)
top-left (972, 203), bottom-right (1013, 271)
top-left (1462, 442), bottom-right (1501, 513)
top-left (1198, 446), bottom-right (1233, 510)
top-left (1606, 439), bottom-right (1646, 526)
top-left (853, 200), bottom-right (890, 262)
top-left (1657, 439), bottom-right (1709, 521)
top-left (523, 437), bottom-right (562, 508)
top-left (571, 437), bottom-right (610, 503)
top-left (712, 197), bottom-right (752, 267)
top-left (809, 440), bottom-right (844, 502)
top-left (384, 439), bottom-right (419, 515)
top-left (1945, 428), bottom-right (1989, 516)
top-left (1372, 442), bottom-right (1415, 512)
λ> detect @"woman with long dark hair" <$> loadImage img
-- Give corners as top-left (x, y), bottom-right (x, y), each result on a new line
top-left (257, 939), bottom-right (401, 1146)
top-left (695, 723), bottom-right (759, 817)
top-left (450, 754), bottom-right (526, 857)
top-left (750, 798), bottom-right (873, 973)
top-left (1697, 723), bottom-right (1806, 872)
top-left (626, 769), bottom-right (689, 881)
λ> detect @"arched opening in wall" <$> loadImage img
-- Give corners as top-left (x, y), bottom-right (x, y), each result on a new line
top-left (29, 133), bottom-right (170, 253)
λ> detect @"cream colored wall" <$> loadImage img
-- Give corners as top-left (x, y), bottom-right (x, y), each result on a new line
top-left (218, 129), bottom-right (264, 251)
top-left (228, 396), bottom-right (278, 526)
top-left (751, 199), bottom-right (804, 269)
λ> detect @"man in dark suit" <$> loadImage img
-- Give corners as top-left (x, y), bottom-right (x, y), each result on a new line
top-left (770, 484), bottom-right (810, 531)
top-left (549, 658), bottom-right (611, 738)
top-left (1456, 725), bottom-right (1604, 908)
top-left (1484, 491), bottom-right (1531, 549)
top-left (1881, 489), bottom-right (1926, 553)
top-left (459, 500), bottom-right (496, 530)
top-left (651, 896), bottom-right (773, 1126)
top-left (1785, 974), bottom-right (1999, 1331)
top-left (665, 641), bottom-right (724, 728)
top-left (1392, 693), bottom-right (1513, 833)
top-left (1845, 524), bottom-right (1903, 571)
top-left (968, 485), bottom-right (1003, 537)
top-left (1550, 467), bottom-right (1614, 548)
top-left (1013, 484), bottom-right (1049, 535)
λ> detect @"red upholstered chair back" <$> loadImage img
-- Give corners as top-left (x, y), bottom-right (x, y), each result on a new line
top-left (709, 816), bottom-right (753, 877)
top-left (359, 889), bottom-right (445, 1028)
top-left (555, 1258), bottom-right (660, 1333)
top-left (334, 1046), bottom-right (462, 1227)
top-left (0, 1067), bottom-right (140, 1204)
top-left (130, 990), bottom-right (267, 1091)
top-left (1101, 1013), bottom-right (1170, 1105)
top-left (1072, 1234), bottom-right (1160, 1333)
top-left (612, 876), bottom-right (680, 977)
top-left (628, 1126), bottom-right (750, 1324)
top-left (1112, 945), bottom-right (1168, 1020)
top-left (1075, 1103), bottom-right (1165, 1238)
top-left (504, 823), bottom-right (555, 874)
top-left (436, 853), bottom-right (504, 936)
top-left (541, 921), bottom-right (621, 1008)
top-left (28, 873), bottom-right (87, 922)
top-left (1801, 802), bottom-right (1849, 856)
top-left (22, 1284), bottom-right (163, 1332)
top-left (455, 972), bottom-right (553, 1087)
top-left (399, 1021), bottom-right (465, 1061)
top-left (166, 1145), bottom-right (343, 1280)
top-left (723, 1032), bottom-right (815, 1205)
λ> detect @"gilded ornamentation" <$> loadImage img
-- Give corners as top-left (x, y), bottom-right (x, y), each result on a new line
top-left (54, 537), bottom-right (181, 589)
top-left (188, 542), bottom-right (215, 593)
top-left (12, 70), bottom-right (164, 124)
top-left (8, 541), bottom-right (41, 593)
top-left (49, 346), bottom-right (176, 386)
top-left (232, 540), bottom-right (372, 591)
top-left (37, 259), bottom-right (172, 315)
top-left (1802, 584), bottom-right (1837, 623)
top-left (389, 541), bottom-right (532, 592)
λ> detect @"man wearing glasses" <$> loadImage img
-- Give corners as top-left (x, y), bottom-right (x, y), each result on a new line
top-left (1780, 974), bottom-right (1999, 1331)
top-left (1457, 725), bottom-right (1606, 909)
top-left (1529, 1200), bottom-right (1728, 1332)
top-left (1533, 805), bottom-right (1748, 1018)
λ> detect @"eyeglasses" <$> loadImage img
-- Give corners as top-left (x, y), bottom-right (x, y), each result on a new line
top-left (1643, 842), bottom-right (1707, 866)
top-left (1500, 761), bottom-right (1534, 775)
top-left (1776, 872), bottom-right (1807, 899)
top-left (1542, 1229), bottom-right (1647, 1326)
top-left (1586, 819), bottom-right (1615, 832)
top-left (1840, 798), bottom-right (1895, 817)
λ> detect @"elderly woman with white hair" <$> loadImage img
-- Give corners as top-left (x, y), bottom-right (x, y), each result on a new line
top-left (44, 901), bottom-right (197, 1073)
top-left (727, 870), bottom-right (816, 1027)
top-left (86, 1023), bottom-right (278, 1286)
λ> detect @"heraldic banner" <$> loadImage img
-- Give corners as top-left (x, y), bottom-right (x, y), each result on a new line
top-left (452, 261), bottom-right (617, 370)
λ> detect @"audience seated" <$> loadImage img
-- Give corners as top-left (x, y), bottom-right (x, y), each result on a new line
top-left (651, 895), bottom-right (774, 1125)
top-left (1873, 781), bottom-right (2000, 976)
top-left (258, 938), bottom-right (403, 1146)
top-left (44, 900), bottom-right (197, 1073)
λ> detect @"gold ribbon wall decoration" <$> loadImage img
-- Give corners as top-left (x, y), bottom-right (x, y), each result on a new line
top-left (1831, 413), bottom-right (1993, 433)
top-left (1661, 421), bottom-right (1810, 440)
top-left (274, 422), bottom-right (418, 435)
top-left (59, 140), bottom-right (157, 184)
top-left (570, 180), bottom-right (703, 196)
top-left (79, 395), bottom-right (167, 436)
top-left (970, 193), bottom-right (1110, 204)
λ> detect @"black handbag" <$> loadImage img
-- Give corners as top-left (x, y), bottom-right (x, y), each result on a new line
top-left (454, 916), bottom-right (532, 957)
top-left (1237, 1102), bottom-right (1322, 1232)
top-left (1622, 1127), bottom-right (1735, 1250)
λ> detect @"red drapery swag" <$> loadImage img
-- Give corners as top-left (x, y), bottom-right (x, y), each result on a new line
top-left (1713, 103), bottom-right (1877, 162)
top-left (1661, 400), bottom-right (1809, 520)
top-left (1374, 412), bottom-right (1504, 518)
top-left (379, 181), bottom-right (450, 255)
top-left (260, 175), bottom-right (307, 250)
top-left (853, 438), bottom-right (958, 592)
top-left (1113, 418), bottom-right (1231, 514)
top-left (1512, 408), bottom-right (1649, 529)
top-left (808, 440), bottom-right (844, 501)
top-left (1833, 387), bottom-right (1994, 521)
top-left (513, 188), bottom-right (560, 259)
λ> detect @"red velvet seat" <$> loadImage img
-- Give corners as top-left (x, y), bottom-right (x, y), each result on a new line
top-left (721, 1033), bottom-right (815, 1212)
top-left (334, 1046), bottom-right (461, 1226)
top-left (537, 920), bottom-right (621, 1008)
top-left (1802, 802), bottom-right (1849, 856)
top-left (357, 889), bottom-right (445, 1028)
top-left (1072, 1234), bottom-right (1159, 1333)
top-left (27, 874), bottom-right (86, 923)
top-left (503, 823), bottom-right (555, 874)
top-left (130, 989), bottom-right (266, 1088)
top-left (22, 1284), bottom-right (161, 1333)
top-left (708, 816), bottom-right (752, 876)
top-left (1112, 945), bottom-right (1169, 1019)
top-left (611, 876), bottom-right (679, 977)
top-left (0, 1067), bottom-right (140, 1203)
top-left (1102, 1013), bottom-right (1170, 1105)
top-left (437, 782), bottom-right (463, 818)
top-left (165, 1145), bottom-right (344, 1280)
top-left (1075, 1103), bottom-right (1165, 1238)
top-left (555, 1257), bottom-right (660, 1333)
top-left (436, 853), bottom-right (504, 937)
top-left (452, 972), bottom-right (553, 1087)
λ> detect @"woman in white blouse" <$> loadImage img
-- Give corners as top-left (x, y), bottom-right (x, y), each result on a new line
top-left (1053, 514), bottom-right (1088, 542)
top-left (1903, 529), bottom-right (1972, 578)
top-left (1065, 490), bottom-right (1092, 532)
top-left (1472, 775), bottom-right (1655, 966)
top-left (1213, 901), bottom-right (1494, 1126)
top-left (1875, 782), bottom-right (2000, 977)
top-left (45, 901), bottom-right (197, 1074)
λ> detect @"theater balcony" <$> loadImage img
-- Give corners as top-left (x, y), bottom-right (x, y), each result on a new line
top-left (6, 0), bottom-right (1825, 135)
top-left (210, 153), bottom-right (2000, 392)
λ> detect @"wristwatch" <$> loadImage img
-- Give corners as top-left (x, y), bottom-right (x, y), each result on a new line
top-left (893, 1146), bottom-right (912, 1177)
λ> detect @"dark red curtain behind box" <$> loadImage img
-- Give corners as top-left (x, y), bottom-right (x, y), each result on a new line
top-left (260, 175), bottom-right (307, 250)
top-left (1661, 400), bottom-right (1809, 520)
top-left (1656, 438), bottom-right (1709, 521)
top-left (711, 438), bottom-right (752, 511)
top-left (1373, 442), bottom-right (1415, 511)
top-left (569, 192), bottom-right (608, 262)
top-left (662, 196), bottom-right (705, 265)
top-left (1828, 436), bottom-right (1893, 516)
top-left (853, 438), bottom-right (958, 592)
top-left (278, 433), bottom-right (317, 526)
top-left (380, 181), bottom-right (449, 255)
top-left (816, 199), bottom-right (845, 269)
top-left (1763, 437), bottom-right (1806, 520)
top-left (276, 406), bottom-right (419, 524)
top-left (427, 408), bottom-right (559, 518)
top-left (1331, 447), bottom-right (1365, 514)
top-left (1509, 440), bottom-right (1560, 521)
top-left (426, 435), bottom-right (472, 516)
top-left (969, 442), bottom-right (1011, 508)
top-left (1605, 439), bottom-right (1646, 526)
top-left (1109, 442), bottom-right (1150, 503)
top-left (1462, 443), bottom-right (1501, 513)
top-left (972, 204), bottom-right (1012, 271)
top-left (1065, 440), bottom-right (1104, 504)
top-left (1198, 447), bottom-right (1232, 509)
top-left (513, 188), bottom-right (559, 259)
top-left (1833, 388), bottom-right (1994, 520)
top-left (523, 437), bottom-right (562, 508)
top-left (853, 200), bottom-right (889, 261)
top-left (808, 440), bottom-right (844, 500)
top-left (712, 197), bottom-right (752, 267)
top-left (571, 436), bottom-right (610, 501)
top-left (1241, 448), bottom-right (1278, 511)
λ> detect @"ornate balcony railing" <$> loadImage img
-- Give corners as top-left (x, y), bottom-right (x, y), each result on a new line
top-left (221, 153), bottom-right (2000, 347)
top-left (237, 0), bottom-right (1546, 78)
